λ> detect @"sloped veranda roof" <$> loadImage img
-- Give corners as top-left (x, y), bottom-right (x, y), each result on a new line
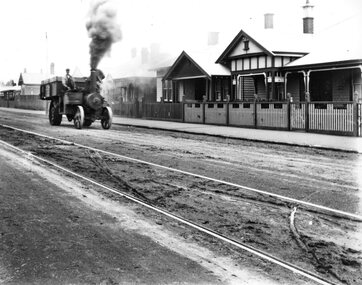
top-left (285, 16), bottom-right (362, 69)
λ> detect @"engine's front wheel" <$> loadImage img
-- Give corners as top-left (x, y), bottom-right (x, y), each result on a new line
top-left (101, 106), bottom-right (113, 129)
top-left (73, 106), bottom-right (84, 129)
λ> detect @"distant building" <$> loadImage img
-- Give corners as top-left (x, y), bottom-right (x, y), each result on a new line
top-left (0, 85), bottom-right (21, 100)
top-left (18, 72), bottom-right (50, 95)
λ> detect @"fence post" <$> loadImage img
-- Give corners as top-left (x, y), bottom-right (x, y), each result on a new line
top-left (254, 101), bottom-right (257, 128)
top-left (287, 101), bottom-right (291, 131)
top-left (202, 102), bottom-right (206, 124)
top-left (135, 100), bottom-right (140, 118)
top-left (305, 102), bottom-right (309, 132)
top-left (353, 102), bottom-right (358, 137)
top-left (182, 103), bottom-right (185, 123)
top-left (226, 102), bottom-right (229, 126)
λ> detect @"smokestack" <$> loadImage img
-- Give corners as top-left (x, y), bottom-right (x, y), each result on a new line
top-left (207, 32), bottom-right (219, 45)
top-left (264, 13), bottom-right (274, 29)
top-left (90, 69), bottom-right (98, 93)
top-left (50, 62), bottom-right (54, 75)
top-left (86, 0), bottom-right (122, 69)
top-left (303, 0), bottom-right (314, 34)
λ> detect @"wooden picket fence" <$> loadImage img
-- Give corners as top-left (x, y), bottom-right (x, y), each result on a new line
top-left (308, 102), bottom-right (354, 133)
top-left (182, 101), bottom-right (360, 136)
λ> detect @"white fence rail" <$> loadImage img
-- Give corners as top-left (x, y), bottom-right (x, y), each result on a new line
top-left (309, 103), bottom-right (354, 133)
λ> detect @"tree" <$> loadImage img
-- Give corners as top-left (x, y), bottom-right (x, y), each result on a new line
top-left (5, 80), bottom-right (16, 86)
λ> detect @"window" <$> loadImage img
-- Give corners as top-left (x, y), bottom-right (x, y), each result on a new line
top-left (214, 77), bottom-right (230, 101)
top-left (163, 80), bottom-right (172, 102)
top-left (223, 78), bottom-right (229, 99)
top-left (243, 40), bottom-right (249, 51)
top-left (121, 87), bottom-right (127, 102)
top-left (215, 79), bottom-right (222, 101)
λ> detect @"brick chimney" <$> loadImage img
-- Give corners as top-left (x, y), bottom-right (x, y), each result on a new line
top-left (50, 62), bottom-right (54, 75)
top-left (264, 13), bottom-right (274, 29)
top-left (303, 0), bottom-right (314, 34)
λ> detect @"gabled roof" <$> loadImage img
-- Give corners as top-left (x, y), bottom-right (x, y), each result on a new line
top-left (164, 48), bottom-right (230, 80)
top-left (186, 49), bottom-right (231, 76)
top-left (18, 73), bottom-right (51, 85)
top-left (216, 27), bottom-right (313, 63)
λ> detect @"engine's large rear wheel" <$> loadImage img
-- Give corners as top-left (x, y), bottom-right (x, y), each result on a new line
top-left (101, 106), bottom-right (113, 129)
top-left (73, 106), bottom-right (84, 129)
top-left (49, 101), bottom-right (62, 126)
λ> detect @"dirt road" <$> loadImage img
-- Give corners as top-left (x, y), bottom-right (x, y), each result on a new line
top-left (0, 108), bottom-right (361, 284)
top-left (1, 144), bottom-right (280, 284)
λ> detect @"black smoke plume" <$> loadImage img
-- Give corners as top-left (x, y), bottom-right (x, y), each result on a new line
top-left (86, 0), bottom-right (122, 70)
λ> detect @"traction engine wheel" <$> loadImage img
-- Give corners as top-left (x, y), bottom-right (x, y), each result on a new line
top-left (73, 106), bottom-right (84, 129)
top-left (101, 106), bottom-right (113, 129)
top-left (49, 101), bottom-right (62, 126)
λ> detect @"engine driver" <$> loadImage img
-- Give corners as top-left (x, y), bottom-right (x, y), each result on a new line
top-left (62, 68), bottom-right (76, 91)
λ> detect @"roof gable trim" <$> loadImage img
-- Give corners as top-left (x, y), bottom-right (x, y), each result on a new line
top-left (163, 51), bottom-right (211, 81)
top-left (216, 28), bottom-right (273, 64)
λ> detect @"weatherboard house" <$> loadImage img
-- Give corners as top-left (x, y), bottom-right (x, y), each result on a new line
top-left (18, 72), bottom-right (51, 96)
top-left (162, 3), bottom-right (361, 104)
top-left (149, 1), bottom-right (361, 136)
top-left (162, 47), bottom-right (231, 103)
top-left (216, 16), bottom-right (361, 104)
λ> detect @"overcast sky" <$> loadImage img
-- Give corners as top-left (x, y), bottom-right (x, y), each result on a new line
top-left (0, 0), bottom-right (361, 83)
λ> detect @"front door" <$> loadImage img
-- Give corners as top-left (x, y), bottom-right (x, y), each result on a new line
top-left (195, 78), bottom-right (206, 101)
top-left (310, 71), bottom-right (332, 101)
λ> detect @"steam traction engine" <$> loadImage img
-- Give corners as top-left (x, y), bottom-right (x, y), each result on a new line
top-left (39, 70), bottom-right (113, 129)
